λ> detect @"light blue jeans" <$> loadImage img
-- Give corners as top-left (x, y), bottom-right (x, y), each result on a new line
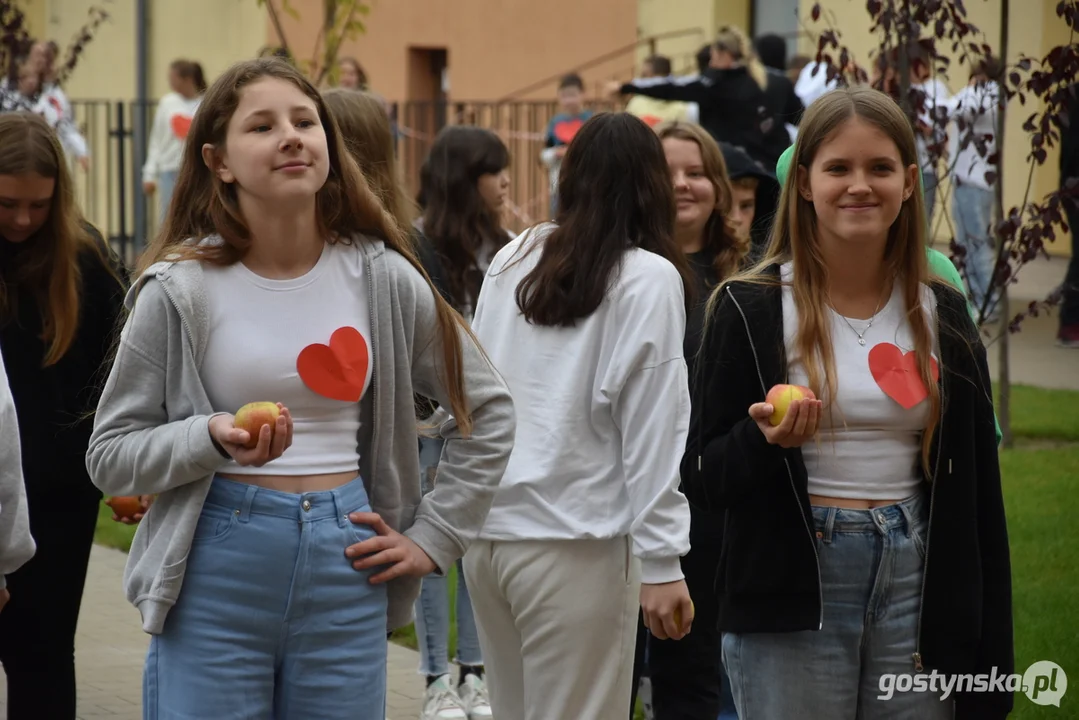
top-left (143, 475), bottom-right (388, 719)
top-left (721, 492), bottom-right (954, 719)
top-left (414, 435), bottom-right (484, 676)
top-left (157, 169), bottom-right (178, 225)
top-left (952, 183), bottom-right (997, 316)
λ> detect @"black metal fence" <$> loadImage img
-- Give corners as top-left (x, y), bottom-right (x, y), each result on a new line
top-left (68, 98), bottom-right (621, 261)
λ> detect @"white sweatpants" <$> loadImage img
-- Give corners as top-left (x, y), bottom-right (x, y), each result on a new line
top-left (463, 537), bottom-right (641, 720)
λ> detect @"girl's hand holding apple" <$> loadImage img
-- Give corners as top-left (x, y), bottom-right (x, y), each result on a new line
top-left (106, 495), bottom-right (155, 524)
top-left (208, 402), bottom-right (294, 467)
top-left (749, 385), bottom-right (822, 448)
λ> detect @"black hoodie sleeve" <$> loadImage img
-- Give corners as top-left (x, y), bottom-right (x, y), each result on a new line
top-left (953, 302), bottom-right (1015, 719)
top-left (680, 287), bottom-right (790, 511)
top-left (620, 77), bottom-right (711, 106)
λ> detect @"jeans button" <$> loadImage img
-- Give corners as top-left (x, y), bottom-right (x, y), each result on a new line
top-left (302, 499), bottom-right (312, 512)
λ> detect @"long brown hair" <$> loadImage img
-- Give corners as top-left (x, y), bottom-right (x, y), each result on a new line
top-left (0, 113), bottom-right (105, 366)
top-left (714, 86), bottom-right (940, 472)
top-left (138, 58), bottom-right (479, 435)
top-left (324, 88), bottom-right (415, 234)
top-left (419, 126), bottom-right (510, 308)
top-left (655, 121), bottom-right (749, 283)
top-left (515, 112), bottom-right (694, 326)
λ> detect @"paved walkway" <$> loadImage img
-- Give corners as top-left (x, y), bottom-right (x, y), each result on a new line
top-left (0, 256), bottom-right (1072, 718)
top-left (0, 544), bottom-right (429, 720)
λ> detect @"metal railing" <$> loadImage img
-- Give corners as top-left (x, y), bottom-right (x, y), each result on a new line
top-left (68, 98), bottom-right (630, 255)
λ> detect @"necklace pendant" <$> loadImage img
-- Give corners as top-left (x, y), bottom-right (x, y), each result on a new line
top-left (859, 338), bottom-right (866, 346)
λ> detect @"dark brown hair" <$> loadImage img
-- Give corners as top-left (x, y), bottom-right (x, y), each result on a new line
top-left (170, 59), bottom-right (207, 93)
top-left (0, 113), bottom-right (112, 366)
top-left (139, 58), bottom-right (480, 434)
top-left (324, 88), bottom-right (414, 233)
top-left (514, 112), bottom-right (695, 326)
top-left (418, 126), bottom-right (510, 308)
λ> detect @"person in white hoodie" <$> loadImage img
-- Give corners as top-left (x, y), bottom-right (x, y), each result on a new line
top-left (142, 59), bottom-right (206, 224)
top-left (0, 347), bottom-right (36, 615)
top-left (461, 112), bottom-right (694, 720)
top-left (947, 57), bottom-right (1002, 322)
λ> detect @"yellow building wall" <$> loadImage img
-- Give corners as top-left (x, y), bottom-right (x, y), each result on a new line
top-left (15, 0), bottom-right (47, 38)
top-left (636, 0), bottom-right (751, 73)
top-left (796, 0), bottom-right (1071, 257)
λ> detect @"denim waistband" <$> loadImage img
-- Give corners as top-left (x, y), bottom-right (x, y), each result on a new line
top-left (811, 491), bottom-right (927, 538)
top-left (206, 474), bottom-right (369, 525)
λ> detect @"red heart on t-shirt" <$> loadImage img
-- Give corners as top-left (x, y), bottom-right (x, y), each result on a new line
top-left (553, 118), bottom-right (584, 144)
top-left (296, 327), bottom-right (369, 402)
top-left (868, 342), bottom-right (940, 409)
top-left (640, 115), bottom-right (663, 128)
top-left (170, 114), bottom-right (193, 140)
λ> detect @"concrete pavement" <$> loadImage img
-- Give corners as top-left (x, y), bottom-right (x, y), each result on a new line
top-left (0, 545), bottom-right (430, 720)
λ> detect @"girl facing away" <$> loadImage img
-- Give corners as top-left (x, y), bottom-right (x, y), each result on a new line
top-left (86, 58), bottom-right (515, 720)
top-left (143, 59), bottom-right (208, 225)
top-left (629, 120), bottom-right (750, 719)
top-left (682, 86), bottom-right (1012, 719)
top-left (459, 112), bottom-right (695, 720)
top-left (0, 112), bottom-right (127, 719)
top-left (324, 89), bottom-right (499, 720)
top-left (412, 124), bottom-right (514, 720)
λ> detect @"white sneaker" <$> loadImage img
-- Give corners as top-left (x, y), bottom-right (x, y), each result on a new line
top-left (458, 673), bottom-right (493, 719)
top-left (421, 674), bottom-right (468, 720)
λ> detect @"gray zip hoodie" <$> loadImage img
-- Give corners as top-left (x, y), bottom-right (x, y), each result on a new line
top-left (86, 236), bottom-right (515, 634)
top-left (0, 349), bottom-right (35, 590)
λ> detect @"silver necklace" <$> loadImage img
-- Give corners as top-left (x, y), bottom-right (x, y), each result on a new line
top-left (833, 291), bottom-right (886, 346)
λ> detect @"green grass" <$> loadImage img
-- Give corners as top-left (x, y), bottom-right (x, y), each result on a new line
top-left (1001, 444), bottom-right (1079, 719)
top-left (93, 384), bottom-right (1079, 718)
top-left (999, 384), bottom-right (1079, 443)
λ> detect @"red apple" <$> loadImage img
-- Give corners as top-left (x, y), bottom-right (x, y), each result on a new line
top-left (105, 496), bottom-right (143, 518)
top-left (765, 384), bottom-right (811, 427)
top-left (233, 402), bottom-right (281, 449)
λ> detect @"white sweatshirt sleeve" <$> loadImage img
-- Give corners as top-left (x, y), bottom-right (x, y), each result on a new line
top-left (608, 258), bottom-right (692, 584)
top-left (0, 350), bottom-right (35, 589)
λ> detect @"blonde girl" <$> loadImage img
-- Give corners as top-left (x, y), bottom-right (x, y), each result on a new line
top-left (682, 87), bottom-right (1012, 719)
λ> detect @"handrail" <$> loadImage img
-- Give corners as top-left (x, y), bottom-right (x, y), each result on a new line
top-left (495, 27), bottom-right (708, 102)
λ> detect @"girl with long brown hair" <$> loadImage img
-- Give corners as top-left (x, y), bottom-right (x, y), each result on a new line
top-left (325, 88), bottom-right (496, 720)
top-left (0, 112), bottom-right (127, 719)
top-left (681, 86), bottom-right (1011, 719)
top-left (628, 120), bottom-right (750, 718)
top-left (85, 58), bottom-right (514, 719)
top-left (459, 112), bottom-right (694, 720)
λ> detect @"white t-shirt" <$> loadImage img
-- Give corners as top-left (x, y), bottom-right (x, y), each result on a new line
top-left (781, 263), bottom-right (939, 500)
top-left (200, 241), bottom-right (373, 476)
top-left (468, 224), bottom-right (692, 584)
top-left (143, 92), bottom-right (203, 181)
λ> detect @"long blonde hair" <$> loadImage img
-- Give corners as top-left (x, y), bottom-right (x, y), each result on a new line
top-left (712, 86), bottom-right (940, 473)
top-left (0, 113), bottom-right (110, 366)
top-left (715, 26), bottom-right (768, 91)
top-left (139, 58), bottom-right (478, 435)
top-left (655, 121), bottom-right (749, 283)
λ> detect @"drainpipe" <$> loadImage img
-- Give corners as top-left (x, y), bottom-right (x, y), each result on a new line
top-left (132, 0), bottom-right (149, 253)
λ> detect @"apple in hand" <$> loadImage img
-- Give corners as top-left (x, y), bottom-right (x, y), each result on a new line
top-left (233, 402), bottom-right (282, 449)
top-left (105, 496), bottom-right (143, 518)
top-left (765, 384), bottom-right (813, 427)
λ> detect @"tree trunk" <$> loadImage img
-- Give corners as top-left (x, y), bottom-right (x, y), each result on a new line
top-left (996, 0), bottom-right (1013, 448)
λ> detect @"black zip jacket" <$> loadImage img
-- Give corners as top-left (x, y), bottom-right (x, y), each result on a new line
top-left (680, 265), bottom-right (1013, 720)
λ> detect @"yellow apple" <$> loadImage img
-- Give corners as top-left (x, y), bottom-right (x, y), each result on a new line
top-left (765, 384), bottom-right (811, 427)
top-left (233, 402), bottom-right (281, 449)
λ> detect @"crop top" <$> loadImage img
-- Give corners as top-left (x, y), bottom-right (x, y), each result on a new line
top-left (200, 241), bottom-right (373, 475)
